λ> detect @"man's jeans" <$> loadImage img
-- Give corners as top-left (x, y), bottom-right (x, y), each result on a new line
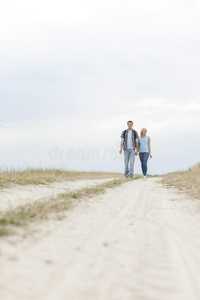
top-left (124, 149), bottom-right (135, 177)
top-left (139, 152), bottom-right (149, 176)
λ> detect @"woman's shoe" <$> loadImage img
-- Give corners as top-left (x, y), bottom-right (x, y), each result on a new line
top-left (143, 176), bottom-right (147, 180)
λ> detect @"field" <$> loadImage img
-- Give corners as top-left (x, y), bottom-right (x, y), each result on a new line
top-left (161, 162), bottom-right (200, 199)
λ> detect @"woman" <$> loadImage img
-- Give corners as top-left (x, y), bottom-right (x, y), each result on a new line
top-left (138, 128), bottom-right (152, 180)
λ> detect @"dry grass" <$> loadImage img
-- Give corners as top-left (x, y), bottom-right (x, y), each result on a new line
top-left (161, 162), bottom-right (200, 199)
top-left (0, 167), bottom-right (123, 188)
top-left (0, 176), bottom-right (141, 237)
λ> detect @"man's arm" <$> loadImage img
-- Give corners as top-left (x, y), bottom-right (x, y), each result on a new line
top-left (135, 131), bottom-right (139, 155)
top-left (119, 130), bottom-right (125, 154)
top-left (135, 140), bottom-right (139, 155)
top-left (119, 137), bottom-right (124, 154)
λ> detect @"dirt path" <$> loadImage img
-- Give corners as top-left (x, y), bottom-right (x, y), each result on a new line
top-left (0, 177), bottom-right (200, 300)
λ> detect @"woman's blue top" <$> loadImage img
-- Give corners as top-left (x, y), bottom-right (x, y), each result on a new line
top-left (139, 136), bottom-right (149, 152)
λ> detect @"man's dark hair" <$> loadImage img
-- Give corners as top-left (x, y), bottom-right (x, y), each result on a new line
top-left (127, 120), bottom-right (133, 124)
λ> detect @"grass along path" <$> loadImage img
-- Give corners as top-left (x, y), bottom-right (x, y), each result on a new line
top-left (0, 167), bottom-right (123, 188)
top-left (0, 176), bottom-right (141, 237)
top-left (161, 162), bottom-right (200, 199)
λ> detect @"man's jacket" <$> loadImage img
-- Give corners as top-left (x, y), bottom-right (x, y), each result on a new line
top-left (120, 129), bottom-right (139, 151)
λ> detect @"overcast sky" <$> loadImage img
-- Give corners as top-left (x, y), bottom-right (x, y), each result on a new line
top-left (0, 0), bottom-right (200, 174)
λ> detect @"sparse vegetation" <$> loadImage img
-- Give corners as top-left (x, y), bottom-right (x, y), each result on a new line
top-left (161, 162), bottom-right (200, 199)
top-left (0, 167), bottom-right (124, 188)
top-left (0, 176), bottom-right (141, 237)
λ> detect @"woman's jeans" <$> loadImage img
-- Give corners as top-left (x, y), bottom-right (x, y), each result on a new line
top-left (124, 149), bottom-right (135, 177)
top-left (139, 152), bottom-right (149, 176)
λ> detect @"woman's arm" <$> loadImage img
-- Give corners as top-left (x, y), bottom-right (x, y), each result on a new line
top-left (148, 136), bottom-right (152, 158)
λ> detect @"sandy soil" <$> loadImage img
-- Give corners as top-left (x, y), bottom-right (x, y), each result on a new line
top-left (0, 177), bottom-right (118, 212)
top-left (0, 177), bottom-right (200, 300)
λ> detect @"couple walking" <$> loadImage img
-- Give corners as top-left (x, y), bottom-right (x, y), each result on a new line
top-left (119, 120), bottom-right (152, 180)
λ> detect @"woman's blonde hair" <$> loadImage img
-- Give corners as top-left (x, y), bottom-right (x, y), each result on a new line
top-left (140, 128), bottom-right (147, 137)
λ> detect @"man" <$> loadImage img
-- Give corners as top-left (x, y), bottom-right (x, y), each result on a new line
top-left (119, 120), bottom-right (139, 178)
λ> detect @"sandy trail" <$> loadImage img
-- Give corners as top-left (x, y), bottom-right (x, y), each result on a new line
top-left (0, 177), bottom-right (118, 212)
top-left (0, 177), bottom-right (200, 300)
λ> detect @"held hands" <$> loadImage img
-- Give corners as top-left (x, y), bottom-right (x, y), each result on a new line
top-left (119, 149), bottom-right (152, 157)
top-left (119, 150), bottom-right (139, 155)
